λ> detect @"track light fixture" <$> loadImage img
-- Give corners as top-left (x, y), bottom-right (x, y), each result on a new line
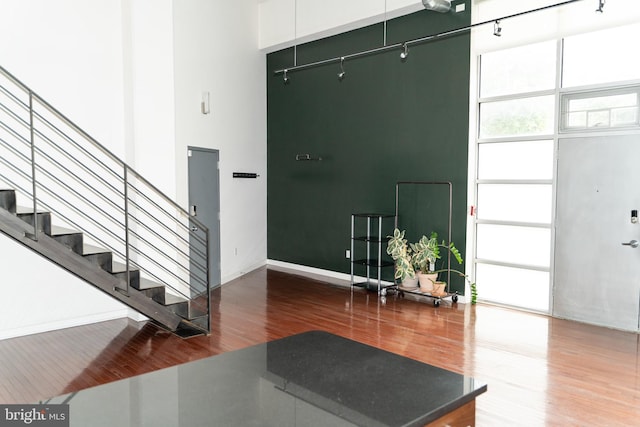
top-left (274, 0), bottom-right (586, 81)
top-left (338, 57), bottom-right (346, 80)
top-left (400, 44), bottom-right (409, 61)
top-left (422, 0), bottom-right (451, 13)
top-left (596, 0), bottom-right (605, 12)
top-left (493, 20), bottom-right (502, 37)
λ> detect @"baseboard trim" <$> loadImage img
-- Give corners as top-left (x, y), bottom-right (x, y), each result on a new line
top-left (222, 260), bottom-right (268, 285)
top-left (0, 309), bottom-right (130, 341)
top-left (266, 260), bottom-right (353, 288)
top-left (266, 260), bottom-right (469, 303)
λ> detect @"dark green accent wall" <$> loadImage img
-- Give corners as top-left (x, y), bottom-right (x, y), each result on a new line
top-left (267, 4), bottom-right (472, 293)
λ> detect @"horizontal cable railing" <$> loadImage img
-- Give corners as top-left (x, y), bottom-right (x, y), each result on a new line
top-left (0, 65), bottom-right (210, 333)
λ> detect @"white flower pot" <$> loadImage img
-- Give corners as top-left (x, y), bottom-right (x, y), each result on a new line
top-left (400, 276), bottom-right (419, 289)
top-left (417, 272), bottom-right (438, 292)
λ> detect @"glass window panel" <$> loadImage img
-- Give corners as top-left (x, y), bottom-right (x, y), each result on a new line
top-left (569, 93), bottom-right (637, 111)
top-left (563, 23), bottom-right (640, 87)
top-left (480, 40), bottom-right (557, 98)
top-left (477, 184), bottom-right (552, 223)
top-left (562, 89), bottom-right (640, 130)
top-left (567, 111), bottom-right (586, 128)
top-left (476, 224), bottom-right (550, 267)
top-left (477, 140), bottom-right (553, 180)
top-left (612, 107), bottom-right (638, 126)
top-left (475, 263), bottom-right (550, 312)
top-left (479, 96), bottom-right (555, 138)
top-left (587, 110), bottom-right (609, 128)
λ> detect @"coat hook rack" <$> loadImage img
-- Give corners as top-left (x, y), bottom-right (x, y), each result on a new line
top-left (296, 154), bottom-right (323, 161)
top-left (233, 172), bottom-right (260, 178)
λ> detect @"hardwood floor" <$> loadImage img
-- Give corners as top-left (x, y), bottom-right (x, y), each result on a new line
top-left (1, 266), bottom-right (639, 426)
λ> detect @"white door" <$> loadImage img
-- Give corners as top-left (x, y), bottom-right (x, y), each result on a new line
top-left (554, 135), bottom-right (640, 331)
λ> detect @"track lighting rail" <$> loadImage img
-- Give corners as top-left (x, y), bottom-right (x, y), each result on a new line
top-left (274, 0), bottom-right (587, 78)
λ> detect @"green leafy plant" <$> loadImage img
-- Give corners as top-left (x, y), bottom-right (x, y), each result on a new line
top-left (388, 228), bottom-right (477, 302)
top-left (386, 228), bottom-right (415, 281)
top-left (470, 281), bottom-right (478, 305)
top-left (409, 232), bottom-right (439, 274)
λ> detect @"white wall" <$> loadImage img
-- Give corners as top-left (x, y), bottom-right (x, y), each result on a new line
top-left (0, 0), bottom-right (133, 339)
top-left (471, 0), bottom-right (640, 54)
top-left (0, 0), bottom-right (266, 338)
top-left (173, 0), bottom-right (267, 283)
top-left (259, 0), bottom-right (424, 51)
top-left (0, 0), bottom-right (127, 157)
top-left (0, 234), bottom-right (132, 340)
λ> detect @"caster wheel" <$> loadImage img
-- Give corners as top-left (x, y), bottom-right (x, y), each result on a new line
top-left (452, 295), bottom-right (458, 303)
top-left (434, 299), bottom-right (441, 307)
top-left (399, 291), bottom-right (405, 298)
top-left (380, 296), bottom-right (387, 305)
top-left (380, 288), bottom-right (387, 296)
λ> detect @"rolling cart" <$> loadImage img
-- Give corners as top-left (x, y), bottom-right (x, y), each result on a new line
top-left (384, 181), bottom-right (460, 307)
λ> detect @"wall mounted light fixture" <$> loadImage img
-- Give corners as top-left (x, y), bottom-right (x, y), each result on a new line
top-left (201, 91), bottom-right (210, 115)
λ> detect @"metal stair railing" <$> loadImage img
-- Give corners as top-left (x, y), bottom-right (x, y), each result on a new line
top-left (0, 65), bottom-right (210, 333)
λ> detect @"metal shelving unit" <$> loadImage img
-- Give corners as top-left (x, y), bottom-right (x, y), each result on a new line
top-left (350, 213), bottom-right (394, 294)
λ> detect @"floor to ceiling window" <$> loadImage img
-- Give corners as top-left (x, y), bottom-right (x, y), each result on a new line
top-left (473, 21), bottom-right (640, 313)
top-left (474, 40), bottom-right (557, 312)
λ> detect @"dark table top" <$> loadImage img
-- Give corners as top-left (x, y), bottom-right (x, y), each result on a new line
top-left (49, 330), bottom-right (486, 427)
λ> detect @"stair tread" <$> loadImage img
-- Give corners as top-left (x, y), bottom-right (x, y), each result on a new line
top-left (138, 277), bottom-right (165, 291)
top-left (111, 260), bottom-right (139, 274)
top-left (15, 206), bottom-right (49, 215)
top-left (163, 293), bottom-right (187, 306)
top-left (82, 243), bottom-right (110, 255)
top-left (50, 225), bottom-right (82, 236)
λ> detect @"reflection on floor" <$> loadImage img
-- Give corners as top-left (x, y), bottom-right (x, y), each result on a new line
top-left (0, 266), bottom-right (639, 426)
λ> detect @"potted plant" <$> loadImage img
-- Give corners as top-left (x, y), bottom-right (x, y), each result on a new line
top-left (388, 228), bottom-right (478, 303)
top-left (409, 232), bottom-right (440, 292)
top-left (386, 229), bottom-right (418, 289)
top-left (427, 234), bottom-right (471, 297)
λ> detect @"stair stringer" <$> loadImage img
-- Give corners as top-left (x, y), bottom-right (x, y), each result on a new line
top-left (0, 208), bottom-right (182, 331)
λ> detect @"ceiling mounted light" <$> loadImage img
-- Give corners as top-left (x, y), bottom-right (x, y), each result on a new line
top-left (337, 57), bottom-right (346, 80)
top-left (422, 0), bottom-right (451, 13)
top-left (400, 44), bottom-right (409, 61)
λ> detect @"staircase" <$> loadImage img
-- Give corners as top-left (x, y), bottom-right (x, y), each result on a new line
top-left (0, 66), bottom-right (210, 338)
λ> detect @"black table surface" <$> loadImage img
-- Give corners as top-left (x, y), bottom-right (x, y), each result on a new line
top-left (49, 330), bottom-right (486, 427)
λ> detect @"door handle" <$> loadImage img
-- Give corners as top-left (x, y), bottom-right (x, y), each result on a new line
top-left (621, 240), bottom-right (639, 248)
top-left (191, 226), bottom-right (199, 232)
top-left (190, 205), bottom-right (197, 216)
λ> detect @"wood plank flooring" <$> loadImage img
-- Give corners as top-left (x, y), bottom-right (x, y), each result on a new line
top-left (1, 266), bottom-right (639, 426)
